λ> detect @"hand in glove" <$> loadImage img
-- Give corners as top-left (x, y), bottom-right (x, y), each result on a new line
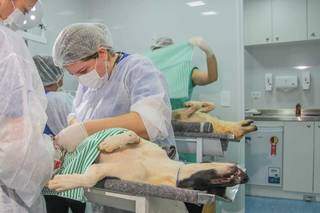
top-left (54, 123), bottom-right (88, 153)
top-left (189, 36), bottom-right (213, 55)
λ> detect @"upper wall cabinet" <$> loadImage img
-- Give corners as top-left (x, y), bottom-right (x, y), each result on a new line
top-left (308, 0), bottom-right (320, 40)
top-left (272, 0), bottom-right (307, 43)
top-left (245, 0), bottom-right (309, 45)
top-left (244, 0), bottom-right (272, 45)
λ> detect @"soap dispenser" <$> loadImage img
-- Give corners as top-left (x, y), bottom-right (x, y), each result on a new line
top-left (301, 71), bottom-right (311, 90)
top-left (265, 73), bottom-right (273, 91)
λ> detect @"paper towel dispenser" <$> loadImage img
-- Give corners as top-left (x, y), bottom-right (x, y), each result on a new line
top-left (275, 75), bottom-right (298, 91)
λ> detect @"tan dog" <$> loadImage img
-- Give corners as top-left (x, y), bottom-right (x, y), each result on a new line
top-left (173, 101), bottom-right (257, 140)
top-left (48, 130), bottom-right (248, 198)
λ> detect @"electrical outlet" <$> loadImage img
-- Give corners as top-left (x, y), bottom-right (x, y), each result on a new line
top-left (251, 91), bottom-right (262, 100)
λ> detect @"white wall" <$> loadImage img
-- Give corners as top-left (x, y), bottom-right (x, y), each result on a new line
top-left (27, 0), bottom-right (89, 91)
top-left (87, 1), bottom-right (245, 212)
top-left (245, 40), bottom-right (320, 109)
top-left (86, 2), bottom-right (245, 117)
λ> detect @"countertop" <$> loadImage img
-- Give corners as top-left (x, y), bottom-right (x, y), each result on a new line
top-left (245, 109), bottom-right (320, 122)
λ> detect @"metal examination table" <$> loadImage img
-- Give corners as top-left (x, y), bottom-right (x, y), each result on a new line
top-left (174, 131), bottom-right (239, 163)
top-left (85, 122), bottom-right (238, 212)
top-left (85, 179), bottom-right (231, 213)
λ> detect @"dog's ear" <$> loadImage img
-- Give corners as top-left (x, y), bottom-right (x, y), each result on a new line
top-left (177, 169), bottom-right (219, 189)
top-left (206, 187), bottom-right (227, 198)
top-left (177, 177), bottom-right (195, 188)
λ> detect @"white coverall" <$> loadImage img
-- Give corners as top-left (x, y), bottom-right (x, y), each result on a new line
top-left (0, 25), bottom-right (54, 212)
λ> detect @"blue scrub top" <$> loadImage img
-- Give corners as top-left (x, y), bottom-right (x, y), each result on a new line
top-left (43, 91), bottom-right (55, 136)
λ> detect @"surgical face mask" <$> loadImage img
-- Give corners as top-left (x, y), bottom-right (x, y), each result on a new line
top-left (2, 1), bottom-right (25, 31)
top-left (77, 60), bottom-right (107, 89)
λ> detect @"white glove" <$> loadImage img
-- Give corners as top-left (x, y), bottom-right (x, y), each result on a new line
top-left (54, 123), bottom-right (88, 153)
top-left (189, 36), bottom-right (213, 55)
top-left (67, 114), bottom-right (79, 126)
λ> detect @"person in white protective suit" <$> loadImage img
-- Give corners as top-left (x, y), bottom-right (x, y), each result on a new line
top-left (51, 23), bottom-right (177, 212)
top-left (33, 55), bottom-right (73, 136)
top-left (0, 0), bottom-right (54, 213)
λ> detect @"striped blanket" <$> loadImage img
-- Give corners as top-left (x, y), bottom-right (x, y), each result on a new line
top-left (42, 128), bottom-right (127, 202)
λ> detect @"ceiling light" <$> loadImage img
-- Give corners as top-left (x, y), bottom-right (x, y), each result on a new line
top-left (293, 66), bottom-right (311, 70)
top-left (30, 15), bottom-right (36, 20)
top-left (201, 11), bottom-right (218, 16)
top-left (186, 1), bottom-right (206, 7)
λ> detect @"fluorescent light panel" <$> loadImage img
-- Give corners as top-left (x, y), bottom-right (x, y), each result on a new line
top-left (201, 11), bottom-right (218, 16)
top-left (293, 66), bottom-right (311, 70)
top-left (186, 1), bottom-right (206, 7)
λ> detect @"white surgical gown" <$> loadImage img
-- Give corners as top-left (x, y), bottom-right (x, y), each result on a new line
top-left (46, 91), bottom-right (73, 135)
top-left (70, 54), bottom-right (176, 148)
top-left (0, 25), bottom-right (54, 212)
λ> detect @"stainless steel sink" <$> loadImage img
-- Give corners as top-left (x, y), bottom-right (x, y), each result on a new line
top-left (302, 109), bottom-right (320, 116)
top-left (245, 108), bottom-right (320, 121)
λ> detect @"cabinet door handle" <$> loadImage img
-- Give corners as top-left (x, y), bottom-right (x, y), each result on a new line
top-left (307, 125), bottom-right (311, 128)
top-left (318, 125), bottom-right (320, 128)
top-left (311, 32), bottom-right (316, 37)
top-left (266, 38), bottom-right (270, 42)
top-left (275, 36), bottom-right (279, 41)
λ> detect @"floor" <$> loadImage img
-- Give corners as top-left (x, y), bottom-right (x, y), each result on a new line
top-left (246, 196), bottom-right (320, 213)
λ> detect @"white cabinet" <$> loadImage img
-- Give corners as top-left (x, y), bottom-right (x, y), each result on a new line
top-left (244, 0), bottom-right (272, 45)
top-left (307, 0), bottom-right (320, 40)
top-left (272, 0), bottom-right (307, 43)
top-left (283, 122), bottom-right (314, 193)
top-left (314, 122), bottom-right (320, 193)
top-left (244, 0), bottom-right (310, 45)
top-left (245, 126), bottom-right (283, 186)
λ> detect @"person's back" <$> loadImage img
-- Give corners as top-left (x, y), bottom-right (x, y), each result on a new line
top-left (46, 91), bottom-right (73, 135)
top-left (33, 55), bottom-right (73, 136)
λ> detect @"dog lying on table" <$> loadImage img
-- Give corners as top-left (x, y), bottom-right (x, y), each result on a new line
top-left (47, 128), bottom-right (248, 200)
top-left (172, 101), bottom-right (257, 140)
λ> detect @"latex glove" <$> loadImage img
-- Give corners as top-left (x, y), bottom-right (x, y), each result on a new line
top-left (189, 36), bottom-right (213, 55)
top-left (54, 123), bottom-right (88, 153)
top-left (67, 114), bottom-right (79, 126)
